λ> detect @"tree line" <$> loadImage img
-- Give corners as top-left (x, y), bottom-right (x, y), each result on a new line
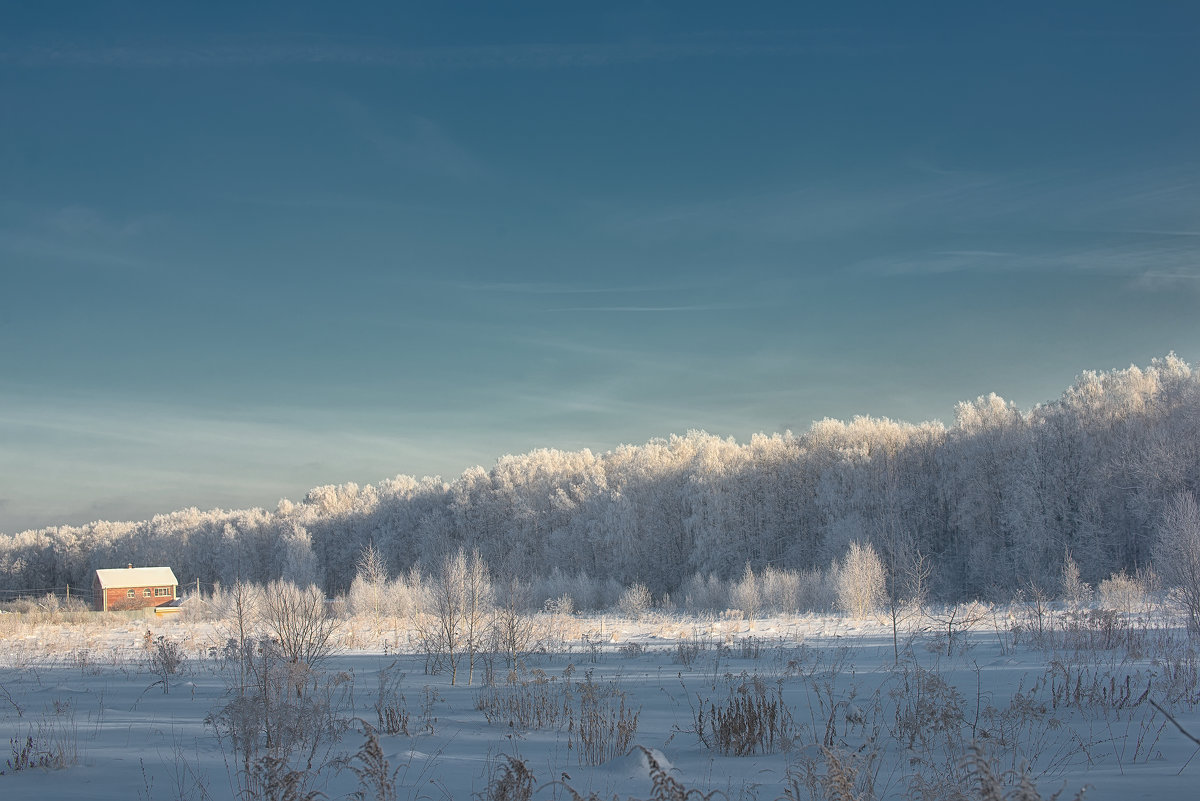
top-left (2, 355), bottom-right (1198, 604)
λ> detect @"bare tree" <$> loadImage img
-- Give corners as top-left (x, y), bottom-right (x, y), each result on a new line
top-left (349, 542), bottom-right (389, 618)
top-left (461, 550), bottom-right (493, 685)
top-left (1155, 491), bottom-right (1200, 634)
top-left (492, 575), bottom-right (535, 668)
top-left (262, 581), bottom-right (340, 675)
top-left (211, 580), bottom-right (262, 698)
top-left (884, 542), bottom-right (932, 664)
top-left (423, 549), bottom-right (493, 685)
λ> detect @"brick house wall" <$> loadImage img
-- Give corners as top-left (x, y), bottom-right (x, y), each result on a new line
top-left (92, 566), bottom-right (179, 611)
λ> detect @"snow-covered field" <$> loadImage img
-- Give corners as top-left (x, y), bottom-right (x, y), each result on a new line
top-left (1, 606), bottom-right (1197, 800)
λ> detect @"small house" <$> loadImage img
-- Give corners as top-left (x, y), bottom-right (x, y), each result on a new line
top-left (92, 565), bottom-right (179, 612)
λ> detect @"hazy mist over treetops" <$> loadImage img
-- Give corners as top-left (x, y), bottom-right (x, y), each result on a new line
top-left (2, 3), bottom-right (1198, 534)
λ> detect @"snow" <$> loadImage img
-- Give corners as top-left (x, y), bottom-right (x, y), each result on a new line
top-left (1, 608), bottom-right (1198, 800)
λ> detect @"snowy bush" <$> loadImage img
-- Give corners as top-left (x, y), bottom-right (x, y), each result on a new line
top-left (529, 569), bottom-right (621, 613)
top-left (617, 583), bottom-right (652, 620)
top-left (835, 541), bottom-right (886, 618)
top-left (758, 566), bottom-right (801, 614)
top-left (347, 543), bottom-right (389, 617)
top-left (1061, 552), bottom-right (1093, 611)
top-left (681, 572), bottom-right (729, 612)
top-left (1097, 571), bottom-right (1150, 614)
top-left (731, 564), bottom-right (761, 619)
top-left (542, 593), bottom-right (574, 616)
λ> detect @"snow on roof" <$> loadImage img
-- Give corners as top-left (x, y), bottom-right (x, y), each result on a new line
top-left (94, 566), bottom-right (178, 588)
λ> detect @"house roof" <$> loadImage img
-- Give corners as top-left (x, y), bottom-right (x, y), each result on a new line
top-left (94, 566), bottom-right (178, 588)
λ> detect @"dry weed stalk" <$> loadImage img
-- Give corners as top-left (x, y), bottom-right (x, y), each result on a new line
top-left (695, 673), bottom-right (796, 756)
top-left (569, 671), bottom-right (640, 766)
top-left (476, 667), bottom-right (571, 730)
top-left (486, 754), bottom-right (536, 801)
top-left (344, 723), bottom-right (398, 801)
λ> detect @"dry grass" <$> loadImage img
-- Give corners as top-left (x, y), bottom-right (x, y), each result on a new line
top-left (569, 670), bottom-right (640, 767)
top-left (694, 673), bottom-right (796, 757)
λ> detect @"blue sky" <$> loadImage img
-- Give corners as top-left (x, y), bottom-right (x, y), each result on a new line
top-left (2, 3), bottom-right (1199, 533)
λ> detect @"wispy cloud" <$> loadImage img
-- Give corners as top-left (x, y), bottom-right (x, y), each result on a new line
top-left (448, 280), bottom-right (666, 295)
top-left (337, 99), bottom-right (486, 181)
top-left (0, 231), bottom-right (146, 271)
top-left (0, 205), bottom-right (154, 271)
top-left (605, 162), bottom-right (1200, 250)
top-left (548, 304), bottom-right (741, 312)
top-left (1109, 229), bottom-right (1200, 238)
top-left (0, 37), bottom-right (802, 71)
top-left (223, 192), bottom-right (453, 215)
top-left (47, 205), bottom-right (148, 239)
top-left (1133, 270), bottom-right (1200, 292)
top-left (604, 171), bottom-right (1016, 243)
top-left (440, 278), bottom-right (769, 313)
top-left (856, 234), bottom-right (1200, 279)
top-left (932, 250), bottom-right (1013, 258)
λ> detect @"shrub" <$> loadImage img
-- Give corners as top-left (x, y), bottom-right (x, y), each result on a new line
top-left (673, 641), bottom-right (703, 666)
top-left (962, 745), bottom-right (1087, 801)
top-left (348, 543), bottom-right (390, 618)
top-left (531, 569), bottom-right (619, 612)
top-left (682, 572), bottom-right (729, 612)
top-left (731, 564), bottom-right (761, 619)
top-left (492, 577), bottom-right (537, 667)
top-left (758, 566), bottom-right (803, 614)
top-left (2, 699), bottom-right (79, 774)
top-left (785, 745), bottom-right (879, 801)
top-left (619, 641), bottom-right (646, 658)
top-left (737, 636), bottom-right (762, 660)
top-left (836, 541), bottom-right (886, 619)
top-left (148, 635), bottom-right (186, 694)
top-left (1097, 571), bottom-right (1149, 614)
top-left (4, 735), bottom-right (56, 773)
top-left (207, 636), bottom-right (352, 799)
top-left (1061, 552), bottom-right (1093, 611)
top-left (618, 583), bottom-right (652, 620)
top-left (542, 594), bottom-right (574, 616)
top-left (261, 581), bottom-right (341, 673)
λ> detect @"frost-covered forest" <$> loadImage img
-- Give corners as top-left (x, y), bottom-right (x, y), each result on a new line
top-left (4, 356), bottom-right (1199, 602)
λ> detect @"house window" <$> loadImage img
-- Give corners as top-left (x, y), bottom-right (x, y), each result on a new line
top-left (154, 588), bottom-right (170, 597)
top-left (144, 588), bottom-right (152, 597)
top-left (126, 589), bottom-right (135, 598)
